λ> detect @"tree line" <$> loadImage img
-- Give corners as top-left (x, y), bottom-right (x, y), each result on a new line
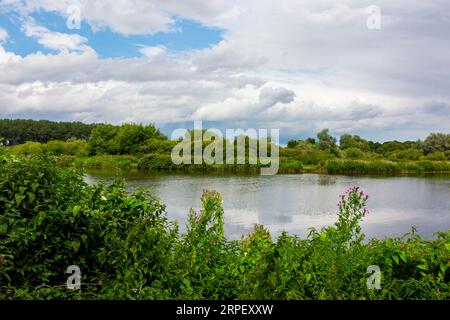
top-left (2, 119), bottom-right (450, 163)
top-left (0, 119), bottom-right (97, 145)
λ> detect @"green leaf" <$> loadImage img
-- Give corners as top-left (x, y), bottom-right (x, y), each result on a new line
top-left (72, 241), bottom-right (80, 253)
top-left (15, 194), bottom-right (26, 206)
top-left (27, 192), bottom-right (36, 204)
top-left (81, 234), bottom-right (88, 245)
top-left (31, 182), bottom-right (39, 192)
top-left (393, 255), bottom-right (399, 265)
top-left (305, 273), bottom-right (312, 283)
top-left (72, 205), bottom-right (81, 218)
top-left (0, 223), bottom-right (7, 235)
top-left (182, 278), bottom-right (190, 288)
top-left (400, 252), bottom-right (407, 263)
top-left (417, 264), bottom-right (428, 271)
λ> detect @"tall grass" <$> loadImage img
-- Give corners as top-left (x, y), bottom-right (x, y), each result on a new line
top-left (325, 160), bottom-right (450, 174)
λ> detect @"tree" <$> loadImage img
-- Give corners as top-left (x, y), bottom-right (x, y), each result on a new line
top-left (287, 140), bottom-right (298, 148)
top-left (87, 123), bottom-right (167, 155)
top-left (317, 129), bottom-right (337, 152)
top-left (339, 134), bottom-right (370, 151)
top-left (87, 124), bottom-right (119, 155)
top-left (422, 133), bottom-right (450, 154)
top-left (0, 119), bottom-right (96, 145)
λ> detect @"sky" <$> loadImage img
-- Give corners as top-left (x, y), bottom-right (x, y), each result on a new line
top-left (0, 0), bottom-right (449, 143)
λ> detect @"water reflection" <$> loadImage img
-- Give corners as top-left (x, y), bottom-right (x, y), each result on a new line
top-left (317, 174), bottom-right (338, 186)
top-left (84, 171), bottom-right (450, 240)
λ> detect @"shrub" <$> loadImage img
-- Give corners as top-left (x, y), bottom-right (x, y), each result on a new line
top-left (388, 149), bottom-right (423, 161)
top-left (423, 152), bottom-right (447, 161)
top-left (0, 155), bottom-right (170, 299)
top-left (11, 141), bottom-right (45, 156)
top-left (137, 154), bottom-right (182, 171)
top-left (345, 147), bottom-right (365, 159)
top-left (0, 156), bottom-right (448, 300)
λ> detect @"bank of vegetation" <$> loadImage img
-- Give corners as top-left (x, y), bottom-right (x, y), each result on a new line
top-left (0, 155), bottom-right (448, 299)
top-left (1, 119), bottom-right (450, 174)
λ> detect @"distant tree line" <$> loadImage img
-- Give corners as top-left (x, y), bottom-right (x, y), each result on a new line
top-left (286, 129), bottom-right (450, 161)
top-left (2, 119), bottom-right (450, 164)
top-left (0, 119), bottom-right (97, 145)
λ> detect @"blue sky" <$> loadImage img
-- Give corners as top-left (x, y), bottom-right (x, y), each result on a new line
top-left (0, 1), bottom-right (449, 143)
top-left (0, 10), bottom-right (224, 58)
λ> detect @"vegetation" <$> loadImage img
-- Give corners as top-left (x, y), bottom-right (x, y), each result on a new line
top-left (0, 156), bottom-right (448, 299)
top-left (2, 119), bottom-right (450, 174)
top-left (325, 160), bottom-right (450, 174)
top-left (0, 119), bottom-right (96, 145)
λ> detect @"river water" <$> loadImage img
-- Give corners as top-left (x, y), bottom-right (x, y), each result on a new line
top-left (85, 171), bottom-right (450, 240)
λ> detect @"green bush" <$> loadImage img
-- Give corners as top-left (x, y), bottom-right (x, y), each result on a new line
top-left (11, 141), bottom-right (45, 156)
top-left (0, 156), bottom-right (448, 300)
top-left (423, 152), bottom-right (447, 161)
top-left (137, 154), bottom-right (181, 171)
top-left (388, 149), bottom-right (423, 161)
top-left (325, 159), bottom-right (450, 174)
top-left (345, 147), bottom-right (365, 159)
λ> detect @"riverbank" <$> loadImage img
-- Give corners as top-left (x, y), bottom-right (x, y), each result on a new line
top-left (56, 155), bottom-right (450, 175)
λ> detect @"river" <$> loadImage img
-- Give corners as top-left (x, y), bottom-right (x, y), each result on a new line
top-left (84, 171), bottom-right (450, 240)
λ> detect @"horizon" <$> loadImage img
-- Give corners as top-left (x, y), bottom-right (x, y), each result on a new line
top-left (0, 117), bottom-right (444, 145)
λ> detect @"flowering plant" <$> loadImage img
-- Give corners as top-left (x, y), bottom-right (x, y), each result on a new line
top-left (335, 185), bottom-right (369, 245)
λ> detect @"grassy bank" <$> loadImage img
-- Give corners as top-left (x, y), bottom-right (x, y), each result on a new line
top-left (325, 160), bottom-right (450, 174)
top-left (56, 154), bottom-right (450, 175)
top-left (58, 154), bottom-right (305, 174)
top-left (0, 155), bottom-right (449, 300)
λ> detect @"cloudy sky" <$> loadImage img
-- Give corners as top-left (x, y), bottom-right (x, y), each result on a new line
top-left (0, 0), bottom-right (449, 142)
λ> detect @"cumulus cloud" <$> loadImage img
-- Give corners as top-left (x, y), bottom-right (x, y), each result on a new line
top-left (4, 0), bottom-right (239, 35)
top-left (193, 86), bottom-right (296, 121)
top-left (23, 19), bottom-right (91, 52)
top-left (138, 45), bottom-right (167, 59)
top-left (259, 87), bottom-right (295, 108)
top-left (0, 0), bottom-right (449, 141)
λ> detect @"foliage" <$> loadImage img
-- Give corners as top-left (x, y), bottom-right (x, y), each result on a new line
top-left (0, 156), bottom-right (448, 300)
top-left (3, 119), bottom-right (450, 173)
top-left (422, 133), bottom-right (450, 154)
top-left (345, 147), bottom-right (365, 159)
top-left (339, 134), bottom-right (370, 152)
top-left (0, 119), bottom-right (95, 145)
top-left (11, 140), bottom-right (89, 157)
top-left (88, 123), bottom-right (167, 156)
top-left (387, 149), bottom-right (423, 161)
top-left (325, 159), bottom-right (450, 174)
top-left (317, 129), bottom-right (337, 153)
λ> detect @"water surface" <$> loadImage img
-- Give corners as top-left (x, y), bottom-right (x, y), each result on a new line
top-left (85, 171), bottom-right (450, 239)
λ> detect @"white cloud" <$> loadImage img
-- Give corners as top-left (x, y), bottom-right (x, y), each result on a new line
top-left (22, 19), bottom-right (91, 52)
top-left (0, 0), bottom-right (449, 141)
top-left (138, 45), bottom-right (167, 60)
top-left (6, 0), bottom-right (239, 35)
top-left (0, 27), bottom-right (8, 43)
